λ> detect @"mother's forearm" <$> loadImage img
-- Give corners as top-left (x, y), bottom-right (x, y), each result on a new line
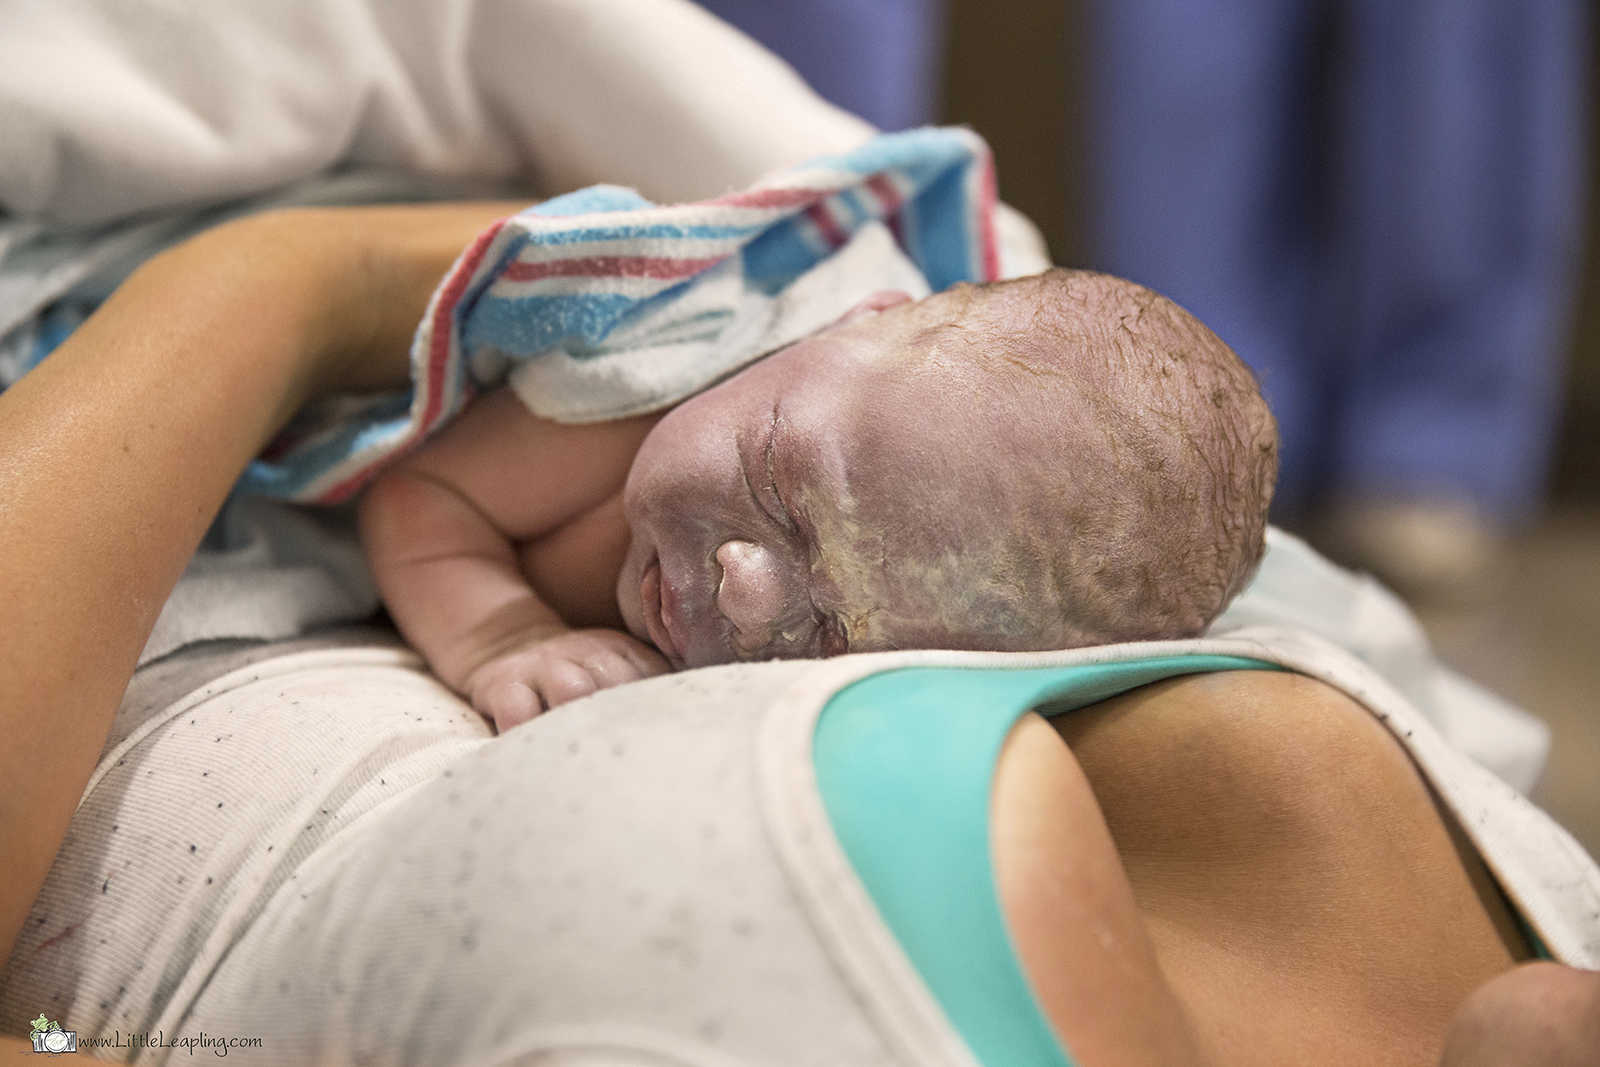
top-left (0, 215), bottom-right (348, 958)
top-left (0, 202), bottom-right (525, 961)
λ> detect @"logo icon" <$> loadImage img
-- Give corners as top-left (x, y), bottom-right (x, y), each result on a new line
top-left (28, 1015), bottom-right (77, 1054)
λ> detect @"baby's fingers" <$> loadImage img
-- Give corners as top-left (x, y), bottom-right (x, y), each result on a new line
top-left (526, 647), bottom-right (661, 719)
top-left (535, 658), bottom-right (604, 709)
top-left (472, 634), bottom-right (671, 733)
top-left (582, 644), bottom-right (666, 689)
top-left (615, 640), bottom-right (671, 679)
top-left (480, 680), bottom-right (543, 731)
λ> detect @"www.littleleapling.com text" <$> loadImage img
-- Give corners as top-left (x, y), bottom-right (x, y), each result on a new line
top-left (71, 1030), bottom-right (263, 1056)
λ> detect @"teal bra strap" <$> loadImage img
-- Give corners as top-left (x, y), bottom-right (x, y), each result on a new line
top-left (814, 655), bottom-right (1277, 1066)
top-left (1520, 916), bottom-right (1555, 961)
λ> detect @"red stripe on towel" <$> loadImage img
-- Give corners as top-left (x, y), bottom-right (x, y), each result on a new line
top-left (866, 173), bottom-right (907, 248)
top-left (806, 201), bottom-right (847, 248)
top-left (865, 173), bottom-right (904, 214)
top-left (976, 150), bottom-right (1001, 281)
top-left (706, 186), bottom-right (831, 209)
top-left (502, 254), bottom-right (725, 282)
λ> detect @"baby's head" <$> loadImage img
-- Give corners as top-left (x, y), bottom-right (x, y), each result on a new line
top-left (616, 268), bottom-right (1278, 669)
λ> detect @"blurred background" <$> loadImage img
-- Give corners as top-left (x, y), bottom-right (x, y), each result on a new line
top-left (701, 0), bottom-right (1598, 856)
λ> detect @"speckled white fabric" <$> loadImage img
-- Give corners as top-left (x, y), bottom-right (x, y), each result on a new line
top-left (4, 626), bottom-right (1597, 1066)
top-left (2, 636), bottom-right (975, 1066)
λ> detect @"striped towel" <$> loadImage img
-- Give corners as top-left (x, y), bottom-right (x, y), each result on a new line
top-left (240, 127), bottom-right (1001, 504)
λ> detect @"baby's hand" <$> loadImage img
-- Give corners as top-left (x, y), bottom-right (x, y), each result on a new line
top-left (462, 628), bottom-right (671, 732)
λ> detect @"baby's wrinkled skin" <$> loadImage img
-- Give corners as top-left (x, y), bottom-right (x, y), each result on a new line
top-left (614, 287), bottom-right (1062, 667)
top-left (360, 269), bottom-right (1278, 731)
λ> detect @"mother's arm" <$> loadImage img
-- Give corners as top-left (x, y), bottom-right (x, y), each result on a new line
top-left (0, 202), bottom-right (522, 961)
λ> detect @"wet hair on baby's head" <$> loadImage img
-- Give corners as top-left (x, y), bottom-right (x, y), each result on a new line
top-left (909, 268), bottom-right (1279, 644)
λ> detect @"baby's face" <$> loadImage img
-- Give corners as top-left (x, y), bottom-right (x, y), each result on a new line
top-left (616, 289), bottom-right (1073, 669)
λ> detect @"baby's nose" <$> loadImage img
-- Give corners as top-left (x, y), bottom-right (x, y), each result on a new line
top-left (715, 539), bottom-right (786, 650)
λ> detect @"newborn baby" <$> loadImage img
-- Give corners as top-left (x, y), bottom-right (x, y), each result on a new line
top-left (359, 269), bottom-right (1278, 730)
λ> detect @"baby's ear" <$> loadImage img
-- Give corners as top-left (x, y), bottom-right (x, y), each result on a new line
top-left (831, 290), bottom-right (913, 327)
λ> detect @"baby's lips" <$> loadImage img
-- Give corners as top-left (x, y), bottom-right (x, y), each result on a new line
top-left (639, 556), bottom-right (684, 667)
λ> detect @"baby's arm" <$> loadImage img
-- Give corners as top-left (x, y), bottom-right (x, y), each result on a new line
top-left (358, 389), bottom-right (666, 729)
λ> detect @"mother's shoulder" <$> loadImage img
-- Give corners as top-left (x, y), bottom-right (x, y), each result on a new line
top-left (1000, 669), bottom-right (1525, 1064)
top-left (1051, 668), bottom-right (1409, 826)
